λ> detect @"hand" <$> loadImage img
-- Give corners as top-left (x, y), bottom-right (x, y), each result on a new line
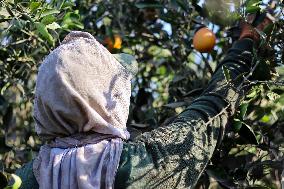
top-left (239, 13), bottom-right (274, 43)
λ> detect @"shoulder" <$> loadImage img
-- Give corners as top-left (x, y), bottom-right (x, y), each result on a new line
top-left (15, 161), bottom-right (39, 189)
top-left (115, 141), bottom-right (155, 188)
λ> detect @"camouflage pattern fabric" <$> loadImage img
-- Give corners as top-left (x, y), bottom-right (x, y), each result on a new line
top-left (114, 38), bottom-right (254, 188)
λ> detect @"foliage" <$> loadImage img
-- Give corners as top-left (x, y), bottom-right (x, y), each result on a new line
top-left (0, 0), bottom-right (283, 188)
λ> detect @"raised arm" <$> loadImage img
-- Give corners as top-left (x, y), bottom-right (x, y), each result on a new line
top-left (115, 38), bottom-right (255, 188)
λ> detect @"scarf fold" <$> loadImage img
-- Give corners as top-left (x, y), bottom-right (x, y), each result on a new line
top-left (33, 31), bottom-right (132, 189)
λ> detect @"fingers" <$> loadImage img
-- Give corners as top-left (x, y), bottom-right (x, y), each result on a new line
top-left (239, 22), bottom-right (259, 41)
top-left (256, 17), bottom-right (273, 31)
top-left (246, 14), bottom-right (256, 24)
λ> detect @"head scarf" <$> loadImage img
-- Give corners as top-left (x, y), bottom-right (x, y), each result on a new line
top-left (33, 31), bottom-right (132, 189)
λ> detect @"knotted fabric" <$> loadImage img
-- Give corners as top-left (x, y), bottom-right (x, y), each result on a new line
top-left (32, 31), bottom-right (132, 189)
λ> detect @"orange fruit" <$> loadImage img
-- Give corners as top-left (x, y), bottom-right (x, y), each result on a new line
top-left (104, 34), bottom-right (122, 51)
top-left (113, 35), bottom-right (122, 49)
top-left (193, 27), bottom-right (216, 53)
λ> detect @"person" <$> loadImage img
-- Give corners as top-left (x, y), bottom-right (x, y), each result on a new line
top-left (15, 15), bottom-right (273, 189)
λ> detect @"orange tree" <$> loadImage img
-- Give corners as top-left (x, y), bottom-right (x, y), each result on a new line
top-left (0, 0), bottom-right (283, 188)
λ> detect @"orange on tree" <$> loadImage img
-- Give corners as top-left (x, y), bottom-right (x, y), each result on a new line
top-left (104, 34), bottom-right (122, 51)
top-left (113, 35), bottom-right (122, 49)
top-left (193, 27), bottom-right (216, 53)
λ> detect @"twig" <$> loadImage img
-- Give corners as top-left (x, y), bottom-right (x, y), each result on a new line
top-left (201, 53), bottom-right (214, 75)
top-left (237, 56), bottom-right (260, 91)
top-left (242, 80), bottom-right (284, 89)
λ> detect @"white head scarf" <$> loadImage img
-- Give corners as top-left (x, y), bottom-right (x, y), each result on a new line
top-left (33, 31), bottom-right (133, 189)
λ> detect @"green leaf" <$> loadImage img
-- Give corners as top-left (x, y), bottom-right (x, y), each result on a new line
top-left (46, 22), bottom-right (61, 30)
top-left (240, 103), bottom-right (249, 119)
top-left (29, 2), bottom-right (41, 12)
top-left (61, 11), bottom-right (84, 30)
top-left (1, 82), bottom-right (11, 95)
top-left (11, 174), bottom-right (22, 189)
top-left (261, 115), bottom-right (270, 123)
top-left (60, 1), bottom-right (76, 10)
top-left (267, 91), bottom-right (280, 101)
top-left (276, 93), bottom-right (284, 103)
top-left (35, 22), bottom-right (54, 45)
top-left (4, 174), bottom-right (22, 189)
top-left (135, 2), bottom-right (163, 9)
top-left (245, 146), bottom-right (257, 154)
top-left (275, 66), bottom-right (284, 78)
top-left (229, 147), bottom-right (239, 155)
top-left (263, 23), bottom-right (274, 35)
top-left (148, 45), bottom-right (172, 58)
top-left (39, 9), bottom-right (60, 19)
top-left (230, 145), bottom-right (257, 157)
top-left (246, 0), bottom-right (261, 7)
top-left (41, 15), bottom-right (56, 25)
top-left (246, 87), bottom-right (259, 99)
top-left (103, 17), bottom-right (112, 26)
top-left (245, 0), bottom-right (261, 13)
top-left (63, 11), bottom-right (80, 21)
top-left (246, 6), bottom-right (261, 13)
top-left (157, 66), bottom-right (167, 75)
top-left (242, 122), bottom-right (259, 144)
top-left (21, 13), bottom-right (33, 23)
top-left (234, 120), bottom-right (243, 133)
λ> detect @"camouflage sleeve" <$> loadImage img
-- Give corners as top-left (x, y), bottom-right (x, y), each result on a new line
top-left (114, 38), bottom-right (255, 189)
